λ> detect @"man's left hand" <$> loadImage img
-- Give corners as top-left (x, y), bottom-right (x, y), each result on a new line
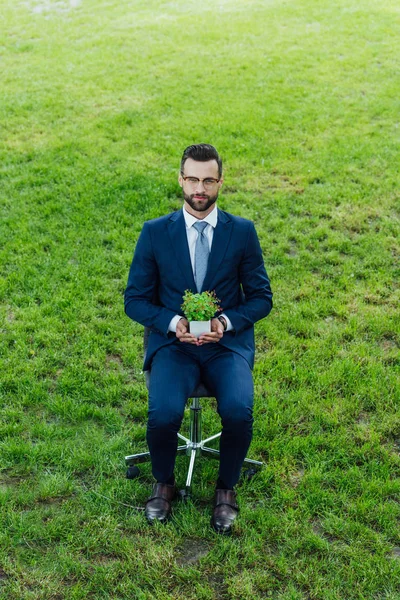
top-left (198, 318), bottom-right (224, 344)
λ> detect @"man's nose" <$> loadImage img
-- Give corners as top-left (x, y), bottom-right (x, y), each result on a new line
top-left (195, 179), bottom-right (206, 193)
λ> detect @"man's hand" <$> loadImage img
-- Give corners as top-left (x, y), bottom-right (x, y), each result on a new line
top-left (198, 318), bottom-right (224, 345)
top-left (176, 318), bottom-right (199, 345)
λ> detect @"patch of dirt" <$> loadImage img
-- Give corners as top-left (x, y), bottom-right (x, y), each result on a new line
top-left (287, 241), bottom-right (297, 257)
top-left (310, 520), bottom-right (337, 544)
top-left (391, 547), bottom-right (400, 559)
top-left (363, 293), bottom-right (387, 305)
top-left (176, 538), bottom-right (210, 566)
top-left (311, 519), bottom-right (344, 544)
top-left (356, 412), bottom-right (370, 426)
top-left (106, 354), bottom-right (122, 365)
top-left (0, 568), bottom-right (10, 580)
top-left (0, 483), bottom-right (12, 493)
top-left (36, 494), bottom-right (71, 505)
top-left (47, 368), bottom-right (64, 392)
top-left (206, 572), bottom-right (229, 599)
top-left (311, 520), bottom-right (324, 536)
top-left (381, 339), bottom-right (398, 351)
top-left (393, 439), bottom-right (400, 454)
top-left (289, 469), bottom-right (305, 488)
top-left (0, 474), bottom-right (24, 491)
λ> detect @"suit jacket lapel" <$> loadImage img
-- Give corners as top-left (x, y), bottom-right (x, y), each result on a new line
top-left (202, 210), bottom-right (233, 292)
top-left (167, 210), bottom-right (197, 291)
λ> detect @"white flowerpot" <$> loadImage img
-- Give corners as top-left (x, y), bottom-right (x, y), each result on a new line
top-left (189, 320), bottom-right (211, 337)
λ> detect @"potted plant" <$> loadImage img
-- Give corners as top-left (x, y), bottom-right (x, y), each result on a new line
top-left (181, 290), bottom-right (222, 337)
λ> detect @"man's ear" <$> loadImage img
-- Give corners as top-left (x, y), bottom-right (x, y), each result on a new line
top-left (178, 172), bottom-right (183, 188)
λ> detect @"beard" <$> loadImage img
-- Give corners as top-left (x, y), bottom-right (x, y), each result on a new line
top-left (183, 191), bottom-right (219, 213)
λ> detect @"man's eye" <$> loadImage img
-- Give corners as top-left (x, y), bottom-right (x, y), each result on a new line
top-left (187, 177), bottom-right (199, 183)
top-left (204, 179), bottom-right (215, 185)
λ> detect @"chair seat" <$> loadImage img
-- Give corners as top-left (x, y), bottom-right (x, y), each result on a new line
top-left (144, 370), bottom-right (213, 398)
top-left (189, 382), bottom-right (212, 398)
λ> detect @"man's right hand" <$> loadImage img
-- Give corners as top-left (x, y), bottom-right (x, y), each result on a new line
top-left (176, 318), bottom-right (199, 345)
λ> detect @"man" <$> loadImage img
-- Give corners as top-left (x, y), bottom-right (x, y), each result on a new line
top-left (125, 144), bottom-right (272, 534)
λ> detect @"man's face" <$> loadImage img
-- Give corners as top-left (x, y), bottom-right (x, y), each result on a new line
top-left (179, 158), bottom-right (223, 216)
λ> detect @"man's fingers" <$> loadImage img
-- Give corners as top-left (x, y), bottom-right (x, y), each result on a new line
top-left (199, 331), bottom-right (223, 344)
top-left (177, 331), bottom-right (199, 344)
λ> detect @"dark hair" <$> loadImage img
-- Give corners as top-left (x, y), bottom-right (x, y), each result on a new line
top-left (180, 144), bottom-right (223, 178)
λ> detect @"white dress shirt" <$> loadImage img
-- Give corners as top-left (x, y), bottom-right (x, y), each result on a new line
top-left (168, 205), bottom-right (233, 332)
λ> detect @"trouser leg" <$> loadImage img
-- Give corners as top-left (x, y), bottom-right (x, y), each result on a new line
top-left (203, 348), bottom-right (254, 489)
top-left (146, 343), bottom-right (200, 483)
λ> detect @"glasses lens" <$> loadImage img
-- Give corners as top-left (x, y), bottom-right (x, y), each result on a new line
top-left (203, 178), bottom-right (217, 189)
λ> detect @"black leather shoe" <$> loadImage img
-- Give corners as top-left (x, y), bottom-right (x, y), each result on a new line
top-left (211, 489), bottom-right (239, 535)
top-left (145, 483), bottom-right (176, 524)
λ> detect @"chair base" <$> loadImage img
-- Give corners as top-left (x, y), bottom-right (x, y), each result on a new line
top-left (125, 397), bottom-right (263, 494)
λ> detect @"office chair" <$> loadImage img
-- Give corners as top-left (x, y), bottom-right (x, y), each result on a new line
top-left (125, 327), bottom-right (263, 498)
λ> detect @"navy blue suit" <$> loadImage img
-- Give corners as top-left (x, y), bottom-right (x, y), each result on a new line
top-left (125, 208), bottom-right (272, 487)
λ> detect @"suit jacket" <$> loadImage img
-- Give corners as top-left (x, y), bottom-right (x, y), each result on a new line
top-left (124, 208), bottom-right (273, 370)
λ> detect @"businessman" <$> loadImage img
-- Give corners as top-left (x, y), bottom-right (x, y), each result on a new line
top-left (125, 144), bottom-right (272, 533)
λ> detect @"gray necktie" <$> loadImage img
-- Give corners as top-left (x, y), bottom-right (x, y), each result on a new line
top-left (193, 221), bottom-right (209, 292)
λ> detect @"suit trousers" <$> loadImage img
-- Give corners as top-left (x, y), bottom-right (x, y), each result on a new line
top-left (146, 340), bottom-right (254, 489)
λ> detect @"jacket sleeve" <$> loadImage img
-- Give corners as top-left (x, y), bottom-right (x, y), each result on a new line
top-left (124, 222), bottom-right (177, 337)
top-left (223, 222), bottom-right (273, 334)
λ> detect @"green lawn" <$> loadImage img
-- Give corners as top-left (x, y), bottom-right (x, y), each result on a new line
top-left (1, 0), bottom-right (399, 598)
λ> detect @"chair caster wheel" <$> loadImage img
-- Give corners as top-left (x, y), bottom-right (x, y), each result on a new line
top-left (243, 467), bottom-right (258, 480)
top-left (178, 489), bottom-right (191, 502)
top-left (126, 465), bottom-right (140, 479)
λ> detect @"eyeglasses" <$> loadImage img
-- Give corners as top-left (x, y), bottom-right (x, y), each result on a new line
top-left (181, 175), bottom-right (220, 190)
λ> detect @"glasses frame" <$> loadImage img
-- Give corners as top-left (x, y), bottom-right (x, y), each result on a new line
top-left (181, 174), bottom-right (221, 189)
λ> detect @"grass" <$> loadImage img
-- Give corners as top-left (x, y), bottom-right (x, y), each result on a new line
top-left (0, 0), bottom-right (399, 598)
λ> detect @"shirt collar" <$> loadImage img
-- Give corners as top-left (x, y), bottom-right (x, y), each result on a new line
top-left (183, 205), bottom-right (218, 229)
